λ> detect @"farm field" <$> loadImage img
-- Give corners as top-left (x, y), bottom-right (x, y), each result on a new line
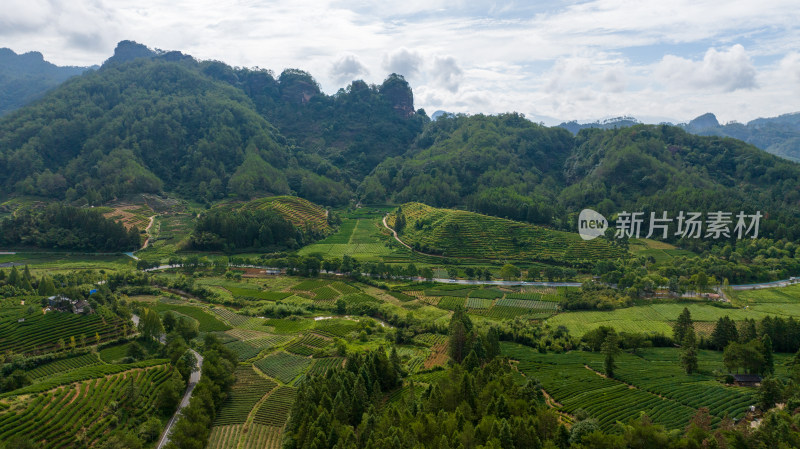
top-left (237, 196), bottom-right (332, 235)
top-left (298, 217), bottom-right (394, 260)
top-left (546, 302), bottom-right (800, 337)
top-left (0, 308), bottom-right (126, 356)
top-left (254, 352), bottom-right (312, 383)
top-left (387, 202), bottom-right (624, 264)
top-left (0, 364), bottom-right (174, 448)
top-left (502, 343), bottom-right (757, 430)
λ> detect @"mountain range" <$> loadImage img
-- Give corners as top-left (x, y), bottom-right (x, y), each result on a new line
top-left (2, 40), bottom-right (800, 242)
top-left (0, 48), bottom-right (94, 117)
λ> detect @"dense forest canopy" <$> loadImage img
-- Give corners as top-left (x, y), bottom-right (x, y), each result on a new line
top-left (0, 204), bottom-right (140, 251)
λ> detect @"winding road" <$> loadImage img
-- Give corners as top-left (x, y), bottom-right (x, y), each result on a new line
top-left (156, 349), bottom-right (203, 449)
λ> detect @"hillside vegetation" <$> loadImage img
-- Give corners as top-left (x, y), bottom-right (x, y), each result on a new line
top-left (236, 196), bottom-right (332, 235)
top-left (389, 202), bottom-right (623, 266)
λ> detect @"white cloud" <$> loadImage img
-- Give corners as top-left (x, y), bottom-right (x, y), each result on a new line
top-left (382, 48), bottom-right (423, 78)
top-left (431, 56), bottom-right (463, 93)
top-left (779, 52), bottom-right (800, 84)
top-left (0, 0), bottom-right (798, 123)
top-left (655, 44), bottom-right (757, 92)
top-left (330, 54), bottom-right (369, 84)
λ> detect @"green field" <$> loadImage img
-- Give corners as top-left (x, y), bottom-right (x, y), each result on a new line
top-left (547, 302), bottom-right (790, 337)
top-left (0, 364), bottom-right (173, 448)
top-left (0, 308), bottom-right (126, 356)
top-left (502, 343), bottom-right (756, 430)
top-left (254, 352), bottom-right (312, 383)
top-left (388, 202), bottom-right (624, 264)
top-left (298, 217), bottom-right (394, 260)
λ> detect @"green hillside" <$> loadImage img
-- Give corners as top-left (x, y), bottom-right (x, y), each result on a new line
top-left (388, 202), bottom-right (624, 265)
top-left (236, 196), bottom-right (332, 235)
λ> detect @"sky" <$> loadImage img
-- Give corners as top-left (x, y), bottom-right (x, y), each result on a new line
top-left (1, 0), bottom-right (799, 125)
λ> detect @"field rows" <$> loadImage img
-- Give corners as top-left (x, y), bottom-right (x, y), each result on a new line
top-left (0, 365), bottom-right (172, 448)
top-left (214, 366), bottom-right (277, 426)
top-left (254, 352), bottom-right (311, 383)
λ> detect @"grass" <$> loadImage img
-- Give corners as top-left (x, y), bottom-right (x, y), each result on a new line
top-left (152, 302), bottom-right (231, 332)
top-left (264, 318), bottom-right (314, 334)
top-left (298, 218), bottom-right (394, 261)
top-left (547, 302), bottom-right (792, 337)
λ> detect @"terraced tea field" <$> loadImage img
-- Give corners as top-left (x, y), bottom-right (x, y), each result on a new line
top-left (239, 196), bottom-right (332, 234)
top-left (389, 202), bottom-right (623, 264)
top-left (254, 352), bottom-right (311, 383)
top-left (253, 386), bottom-right (296, 426)
top-left (0, 309), bottom-right (125, 355)
top-left (214, 366), bottom-right (278, 426)
top-left (0, 364), bottom-right (173, 448)
top-left (27, 353), bottom-right (101, 378)
top-left (502, 343), bottom-right (756, 430)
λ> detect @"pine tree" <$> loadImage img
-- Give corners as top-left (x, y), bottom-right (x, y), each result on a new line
top-left (681, 329), bottom-right (699, 374)
top-left (674, 307), bottom-right (693, 344)
top-left (762, 334), bottom-right (775, 375)
top-left (7, 266), bottom-right (19, 287)
top-left (602, 331), bottom-right (620, 378)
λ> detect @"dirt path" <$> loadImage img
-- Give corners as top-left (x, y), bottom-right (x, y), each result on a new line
top-left (142, 215), bottom-right (156, 250)
top-left (382, 214), bottom-right (412, 250)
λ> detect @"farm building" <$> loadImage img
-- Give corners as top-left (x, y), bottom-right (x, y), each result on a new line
top-left (47, 295), bottom-right (92, 314)
top-left (732, 374), bottom-right (762, 387)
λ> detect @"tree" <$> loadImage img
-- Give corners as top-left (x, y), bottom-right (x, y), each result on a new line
top-left (762, 334), bottom-right (775, 376)
top-left (162, 311), bottom-right (177, 333)
top-left (500, 263), bottom-right (521, 281)
top-left (448, 306), bottom-right (473, 363)
top-left (139, 308), bottom-right (164, 341)
top-left (758, 377), bottom-right (783, 411)
top-left (601, 331), bottom-right (620, 378)
top-left (421, 267), bottom-right (434, 281)
top-left (37, 276), bottom-right (56, 296)
top-left (681, 329), bottom-right (699, 374)
top-left (673, 307), bottom-right (693, 344)
top-left (711, 316), bottom-right (739, 350)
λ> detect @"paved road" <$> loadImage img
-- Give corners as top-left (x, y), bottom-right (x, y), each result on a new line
top-left (730, 279), bottom-right (800, 290)
top-left (156, 349), bottom-right (203, 449)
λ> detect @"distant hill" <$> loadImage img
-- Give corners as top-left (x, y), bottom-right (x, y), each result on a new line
top-left (682, 112), bottom-right (800, 162)
top-left (558, 116), bottom-right (642, 134)
top-left (367, 114), bottom-right (800, 241)
top-left (0, 48), bottom-right (93, 116)
top-left (388, 202), bottom-right (623, 265)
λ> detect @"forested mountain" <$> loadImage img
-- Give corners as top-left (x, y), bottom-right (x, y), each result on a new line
top-left (0, 48), bottom-right (92, 116)
top-left (683, 112), bottom-right (800, 162)
top-left (360, 113), bottom-right (573, 227)
top-left (0, 41), bottom-right (427, 207)
top-left (3, 40), bottom-right (800, 245)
